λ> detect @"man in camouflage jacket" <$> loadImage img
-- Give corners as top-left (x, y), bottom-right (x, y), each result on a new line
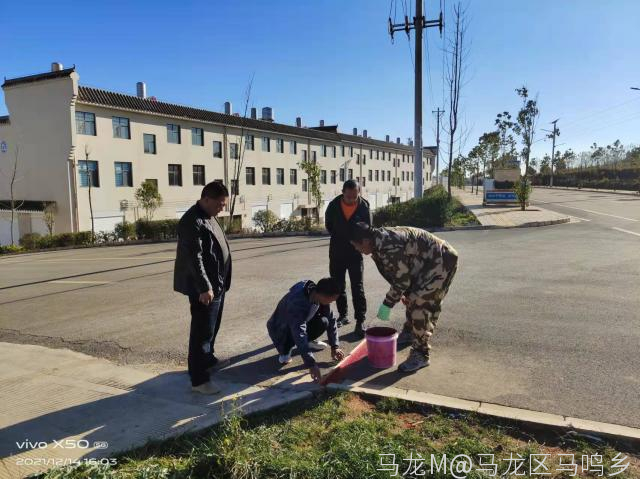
top-left (349, 222), bottom-right (458, 372)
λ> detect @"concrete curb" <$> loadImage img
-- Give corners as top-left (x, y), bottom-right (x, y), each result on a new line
top-left (430, 215), bottom-right (570, 232)
top-left (326, 380), bottom-right (640, 447)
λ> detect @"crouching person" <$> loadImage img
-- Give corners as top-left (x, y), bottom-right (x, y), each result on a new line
top-left (267, 278), bottom-right (346, 382)
top-left (349, 222), bottom-right (459, 373)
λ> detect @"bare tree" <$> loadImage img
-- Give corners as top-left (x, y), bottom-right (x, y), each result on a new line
top-left (444, 2), bottom-right (469, 199)
top-left (43, 202), bottom-right (57, 236)
top-left (8, 145), bottom-right (24, 245)
top-left (226, 75), bottom-right (255, 233)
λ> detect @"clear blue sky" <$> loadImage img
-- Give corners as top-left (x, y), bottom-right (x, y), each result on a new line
top-left (2, 0), bottom-right (640, 163)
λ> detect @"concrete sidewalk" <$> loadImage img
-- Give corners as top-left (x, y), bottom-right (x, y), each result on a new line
top-left (0, 342), bottom-right (317, 479)
top-left (454, 187), bottom-right (571, 228)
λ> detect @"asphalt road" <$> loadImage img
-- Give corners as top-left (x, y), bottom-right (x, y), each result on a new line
top-left (0, 187), bottom-right (638, 427)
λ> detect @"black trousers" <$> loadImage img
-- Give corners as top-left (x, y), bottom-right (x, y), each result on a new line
top-left (329, 254), bottom-right (366, 323)
top-left (281, 313), bottom-right (328, 353)
top-left (188, 292), bottom-right (225, 387)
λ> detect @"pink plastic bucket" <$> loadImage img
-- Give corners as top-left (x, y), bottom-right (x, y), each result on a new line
top-left (365, 326), bottom-right (398, 368)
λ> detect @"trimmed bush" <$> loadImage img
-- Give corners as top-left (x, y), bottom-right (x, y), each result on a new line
top-left (373, 185), bottom-right (455, 228)
top-left (115, 221), bottom-right (136, 240)
top-left (19, 233), bottom-right (43, 249)
top-left (135, 219), bottom-right (179, 240)
top-left (0, 244), bottom-right (25, 254)
top-left (252, 209), bottom-right (279, 232)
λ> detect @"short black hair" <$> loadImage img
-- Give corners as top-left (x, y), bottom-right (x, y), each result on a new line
top-left (201, 181), bottom-right (229, 199)
top-left (342, 179), bottom-right (359, 191)
top-left (315, 277), bottom-right (341, 296)
top-left (349, 221), bottom-right (375, 242)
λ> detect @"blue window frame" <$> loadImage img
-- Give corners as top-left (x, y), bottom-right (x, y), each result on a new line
top-left (78, 160), bottom-right (99, 187)
top-left (114, 162), bottom-right (133, 187)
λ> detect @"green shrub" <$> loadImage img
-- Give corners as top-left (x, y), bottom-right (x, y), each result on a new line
top-left (252, 209), bottom-right (279, 232)
top-left (114, 221), bottom-right (136, 240)
top-left (73, 231), bottom-right (94, 245)
top-left (135, 219), bottom-right (179, 240)
top-left (19, 232), bottom-right (43, 249)
top-left (514, 177), bottom-right (532, 211)
top-left (373, 185), bottom-right (454, 228)
top-left (0, 244), bottom-right (25, 254)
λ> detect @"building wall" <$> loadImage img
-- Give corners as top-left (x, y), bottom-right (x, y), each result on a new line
top-left (1, 74), bottom-right (77, 233)
top-left (2, 70), bottom-right (434, 235)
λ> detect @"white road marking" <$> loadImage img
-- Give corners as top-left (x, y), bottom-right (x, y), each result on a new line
top-left (48, 280), bottom-right (112, 285)
top-left (612, 227), bottom-right (640, 238)
top-left (536, 202), bottom-right (638, 222)
top-left (569, 215), bottom-right (591, 222)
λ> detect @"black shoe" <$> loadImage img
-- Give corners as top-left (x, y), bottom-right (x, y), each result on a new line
top-left (354, 322), bottom-right (365, 338)
top-left (337, 316), bottom-right (351, 328)
top-left (206, 355), bottom-right (230, 372)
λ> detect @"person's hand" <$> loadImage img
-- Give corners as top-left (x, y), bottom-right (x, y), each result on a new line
top-left (309, 365), bottom-right (322, 383)
top-left (377, 304), bottom-right (391, 321)
top-left (199, 290), bottom-right (214, 305)
top-left (331, 348), bottom-right (345, 362)
top-left (401, 295), bottom-right (409, 306)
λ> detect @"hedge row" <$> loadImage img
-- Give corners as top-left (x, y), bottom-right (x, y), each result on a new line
top-left (19, 231), bottom-right (93, 250)
top-left (533, 166), bottom-right (640, 191)
top-left (373, 185), bottom-right (461, 228)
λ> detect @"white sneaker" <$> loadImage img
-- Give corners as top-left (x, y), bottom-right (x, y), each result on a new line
top-left (278, 346), bottom-right (294, 364)
top-left (308, 340), bottom-right (328, 352)
top-left (278, 353), bottom-right (292, 364)
top-left (191, 380), bottom-right (222, 395)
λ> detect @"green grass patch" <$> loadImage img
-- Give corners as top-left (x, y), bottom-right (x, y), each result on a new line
top-left (36, 392), bottom-right (638, 479)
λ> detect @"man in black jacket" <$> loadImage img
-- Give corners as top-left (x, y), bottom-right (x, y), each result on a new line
top-left (174, 181), bottom-right (232, 395)
top-left (324, 180), bottom-right (372, 337)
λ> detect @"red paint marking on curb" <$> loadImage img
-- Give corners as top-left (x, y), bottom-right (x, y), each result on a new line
top-left (320, 339), bottom-right (368, 386)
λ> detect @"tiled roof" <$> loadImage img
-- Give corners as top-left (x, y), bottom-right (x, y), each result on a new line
top-left (0, 115), bottom-right (9, 124)
top-left (77, 86), bottom-right (436, 155)
top-left (2, 67), bottom-right (76, 88)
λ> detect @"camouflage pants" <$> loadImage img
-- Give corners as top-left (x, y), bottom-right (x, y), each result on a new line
top-left (403, 247), bottom-right (458, 358)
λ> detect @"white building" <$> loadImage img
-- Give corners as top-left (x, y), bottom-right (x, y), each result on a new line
top-left (0, 63), bottom-right (436, 243)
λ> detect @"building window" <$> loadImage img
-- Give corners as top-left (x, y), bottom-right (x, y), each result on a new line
top-left (363, 155), bottom-right (367, 165)
top-left (340, 169), bottom-right (345, 182)
top-left (289, 140), bottom-right (297, 154)
top-left (411, 172), bottom-right (414, 180)
top-left (311, 151), bottom-right (317, 163)
top-left (302, 178), bottom-right (308, 192)
top-left (302, 150), bottom-right (308, 162)
top-left (387, 171), bottom-right (391, 181)
top-left (76, 111), bottom-right (96, 136)
top-left (330, 170), bottom-right (336, 184)
top-left (213, 141), bottom-right (222, 158)
top-left (230, 179), bottom-right (239, 195)
top-left (112, 117), bottom-right (130, 139)
top-left (276, 168), bottom-right (285, 185)
top-left (350, 146), bottom-right (353, 157)
top-left (245, 134), bottom-right (255, 151)
top-left (262, 167), bottom-right (271, 185)
top-left (168, 164), bottom-right (182, 186)
top-left (191, 127), bottom-right (204, 146)
top-left (402, 171), bottom-right (405, 181)
top-left (262, 136), bottom-right (270, 152)
top-left (356, 154), bottom-right (360, 165)
top-left (322, 145), bottom-right (327, 157)
top-left (230, 142), bottom-right (239, 160)
top-left (143, 134), bottom-right (156, 154)
top-left (348, 168), bottom-right (353, 180)
top-left (368, 170), bottom-right (373, 181)
top-left (341, 145), bottom-right (345, 156)
top-left (375, 170), bottom-right (379, 181)
top-left (290, 168), bottom-right (298, 184)
top-left (167, 124), bottom-right (181, 144)
top-left (332, 146), bottom-right (337, 158)
top-left (246, 167), bottom-right (256, 185)
top-left (320, 170), bottom-right (327, 184)
top-left (362, 177), bottom-right (366, 187)
top-left (376, 150), bottom-right (380, 160)
top-left (193, 165), bottom-right (205, 185)
top-left (276, 138), bottom-right (284, 153)
top-left (78, 160), bottom-right (99, 187)
top-left (114, 162), bottom-right (133, 187)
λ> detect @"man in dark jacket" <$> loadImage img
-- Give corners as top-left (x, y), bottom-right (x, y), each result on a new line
top-left (174, 181), bottom-right (232, 395)
top-left (267, 278), bottom-right (345, 383)
top-left (324, 180), bottom-right (372, 337)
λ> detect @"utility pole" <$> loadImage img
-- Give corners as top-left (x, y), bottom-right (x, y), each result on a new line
top-left (549, 119), bottom-right (559, 187)
top-left (389, 1), bottom-right (443, 198)
top-left (432, 108), bottom-right (444, 185)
